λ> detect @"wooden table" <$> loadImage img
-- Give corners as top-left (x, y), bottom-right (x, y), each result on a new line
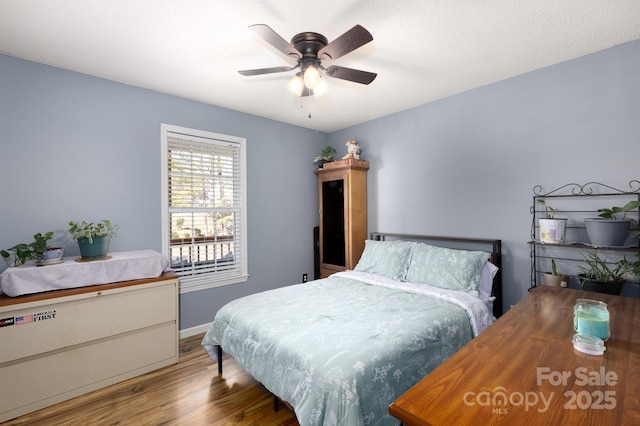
top-left (389, 286), bottom-right (640, 425)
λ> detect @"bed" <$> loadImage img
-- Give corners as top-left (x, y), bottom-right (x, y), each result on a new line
top-left (201, 232), bottom-right (502, 426)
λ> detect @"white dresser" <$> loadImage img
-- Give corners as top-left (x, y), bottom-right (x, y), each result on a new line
top-left (0, 272), bottom-right (179, 422)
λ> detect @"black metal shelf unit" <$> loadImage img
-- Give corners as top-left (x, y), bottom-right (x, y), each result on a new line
top-left (530, 181), bottom-right (640, 289)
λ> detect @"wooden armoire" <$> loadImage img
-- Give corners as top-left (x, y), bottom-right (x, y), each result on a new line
top-left (315, 158), bottom-right (369, 278)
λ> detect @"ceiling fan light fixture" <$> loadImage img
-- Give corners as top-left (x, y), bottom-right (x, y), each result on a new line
top-left (303, 65), bottom-right (321, 90)
top-left (288, 73), bottom-right (304, 96)
top-left (241, 24), bottom-right (376, 98)
top-left (313, 78), bottom-right (327, 96)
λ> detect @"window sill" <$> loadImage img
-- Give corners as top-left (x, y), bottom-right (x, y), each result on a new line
top-left (178, 274), bottom-right (249, 294)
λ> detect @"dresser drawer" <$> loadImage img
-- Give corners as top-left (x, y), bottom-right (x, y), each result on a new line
top-left (0, 322), bottom-right (177, 421)
top-left (0, 274), bottom-right (179, 422)
top-left (0, 281), bottom-right (177, 364)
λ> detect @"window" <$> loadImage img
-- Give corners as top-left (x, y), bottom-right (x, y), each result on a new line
top-left (161, 124), bottom-right (247, 293)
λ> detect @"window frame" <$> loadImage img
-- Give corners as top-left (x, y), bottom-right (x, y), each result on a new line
top-left (160, 123), bottom-right (248, 293)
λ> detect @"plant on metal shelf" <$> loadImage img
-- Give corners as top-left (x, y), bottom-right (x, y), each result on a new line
top-left (584, 200), bottom-right (640, 246)
top-left (537, 199), bottom-right (556, 219)
top-left (536, 200), bottom-right (567, 244)
top-left (577, 251), bottom-right (633, 295)
top-left (542, 259), bottom-right (570, 288)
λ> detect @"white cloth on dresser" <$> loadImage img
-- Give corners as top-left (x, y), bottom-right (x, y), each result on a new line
top-left (0, 249), bottom-right (169, 297)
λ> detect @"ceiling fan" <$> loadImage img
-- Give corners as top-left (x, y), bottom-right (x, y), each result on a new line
top-left (239, 24), bottom-right (377, 97)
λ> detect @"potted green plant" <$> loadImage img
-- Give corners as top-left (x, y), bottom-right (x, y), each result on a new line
top-left (313, 145), bottom-right (337, 168)
top-left (537, 200), bottom-right (567, 244)
top-left (632, 253), bottom-right (640, 282)
top-left (577, 251), bottom-right (633, 295)
top-left (585, 200), bottom-right (640, 246)
top-left (542, 259), bottom-right (570, 288)
top-left (1, 232), bottom-right (54, 267)
top-left (68, 220), bottom-right (119, 260)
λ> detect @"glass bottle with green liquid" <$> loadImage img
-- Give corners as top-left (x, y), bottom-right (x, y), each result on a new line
top-left (573, 299), bottom-right (610, 341)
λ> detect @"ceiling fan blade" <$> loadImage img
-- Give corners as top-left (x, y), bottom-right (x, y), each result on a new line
top-left (249, 24), bottom-right (302, 59)
top-left (238, 66), bottom-right (296, 76)
top-left (318, 25), bottom-right (373, 61)
top-left (325, 65), bottom-right (377, 85)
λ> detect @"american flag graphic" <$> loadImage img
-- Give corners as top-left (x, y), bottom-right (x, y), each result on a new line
top-left (16, 315), bottom-right (33, 325)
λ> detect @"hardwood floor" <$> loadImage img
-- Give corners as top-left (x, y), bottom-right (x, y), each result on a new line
top-left (2, 333), bottom-right (299, 426)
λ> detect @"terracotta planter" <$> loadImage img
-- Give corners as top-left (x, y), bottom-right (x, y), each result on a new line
top-left (543, 273), bottom-right (570, 288)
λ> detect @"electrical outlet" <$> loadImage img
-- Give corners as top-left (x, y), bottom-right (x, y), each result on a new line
top-left (302, 273), bottom-right (308, 283)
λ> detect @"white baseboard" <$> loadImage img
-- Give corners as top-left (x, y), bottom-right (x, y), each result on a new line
top-left (179, 322), bottom-right (212, 339)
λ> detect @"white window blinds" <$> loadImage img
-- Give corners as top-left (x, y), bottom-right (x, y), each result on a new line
top-left (161, 124), bottom-right (247, 292)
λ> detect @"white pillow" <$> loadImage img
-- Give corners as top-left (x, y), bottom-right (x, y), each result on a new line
top-left (478, 261), bottom-right (499, 299)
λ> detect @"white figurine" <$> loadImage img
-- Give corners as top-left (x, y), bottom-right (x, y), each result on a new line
top-left (342, 140), bottom-right (361, 160)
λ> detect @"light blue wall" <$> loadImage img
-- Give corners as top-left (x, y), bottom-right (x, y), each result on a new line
top-left (2, 38), bottom-right (639, 327)
top-left (0, 54), bottom-right (326, 329)
top-left (329, 39), bottom-right (640, 311)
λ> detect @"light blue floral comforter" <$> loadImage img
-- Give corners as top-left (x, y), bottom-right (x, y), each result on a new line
top-left (202, 271), bottom-right (493, 426)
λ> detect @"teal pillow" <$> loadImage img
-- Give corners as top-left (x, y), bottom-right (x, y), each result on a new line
top-left (354, 240), bottom-right (414, 280)
top-left (405, 243), bottom-right (490, 293)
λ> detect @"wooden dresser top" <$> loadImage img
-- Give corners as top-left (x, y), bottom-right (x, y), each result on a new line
top-left (0, 271), bottom-right (178, 307)
top-left (389, 285), bottom-right (640, 425)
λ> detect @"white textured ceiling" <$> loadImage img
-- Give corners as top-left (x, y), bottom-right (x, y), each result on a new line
top-left (1, 1), bottom-right (640, 132)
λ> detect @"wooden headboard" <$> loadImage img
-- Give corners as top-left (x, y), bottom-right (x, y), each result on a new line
top-left (369, 232), bottom-right (503, 318)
